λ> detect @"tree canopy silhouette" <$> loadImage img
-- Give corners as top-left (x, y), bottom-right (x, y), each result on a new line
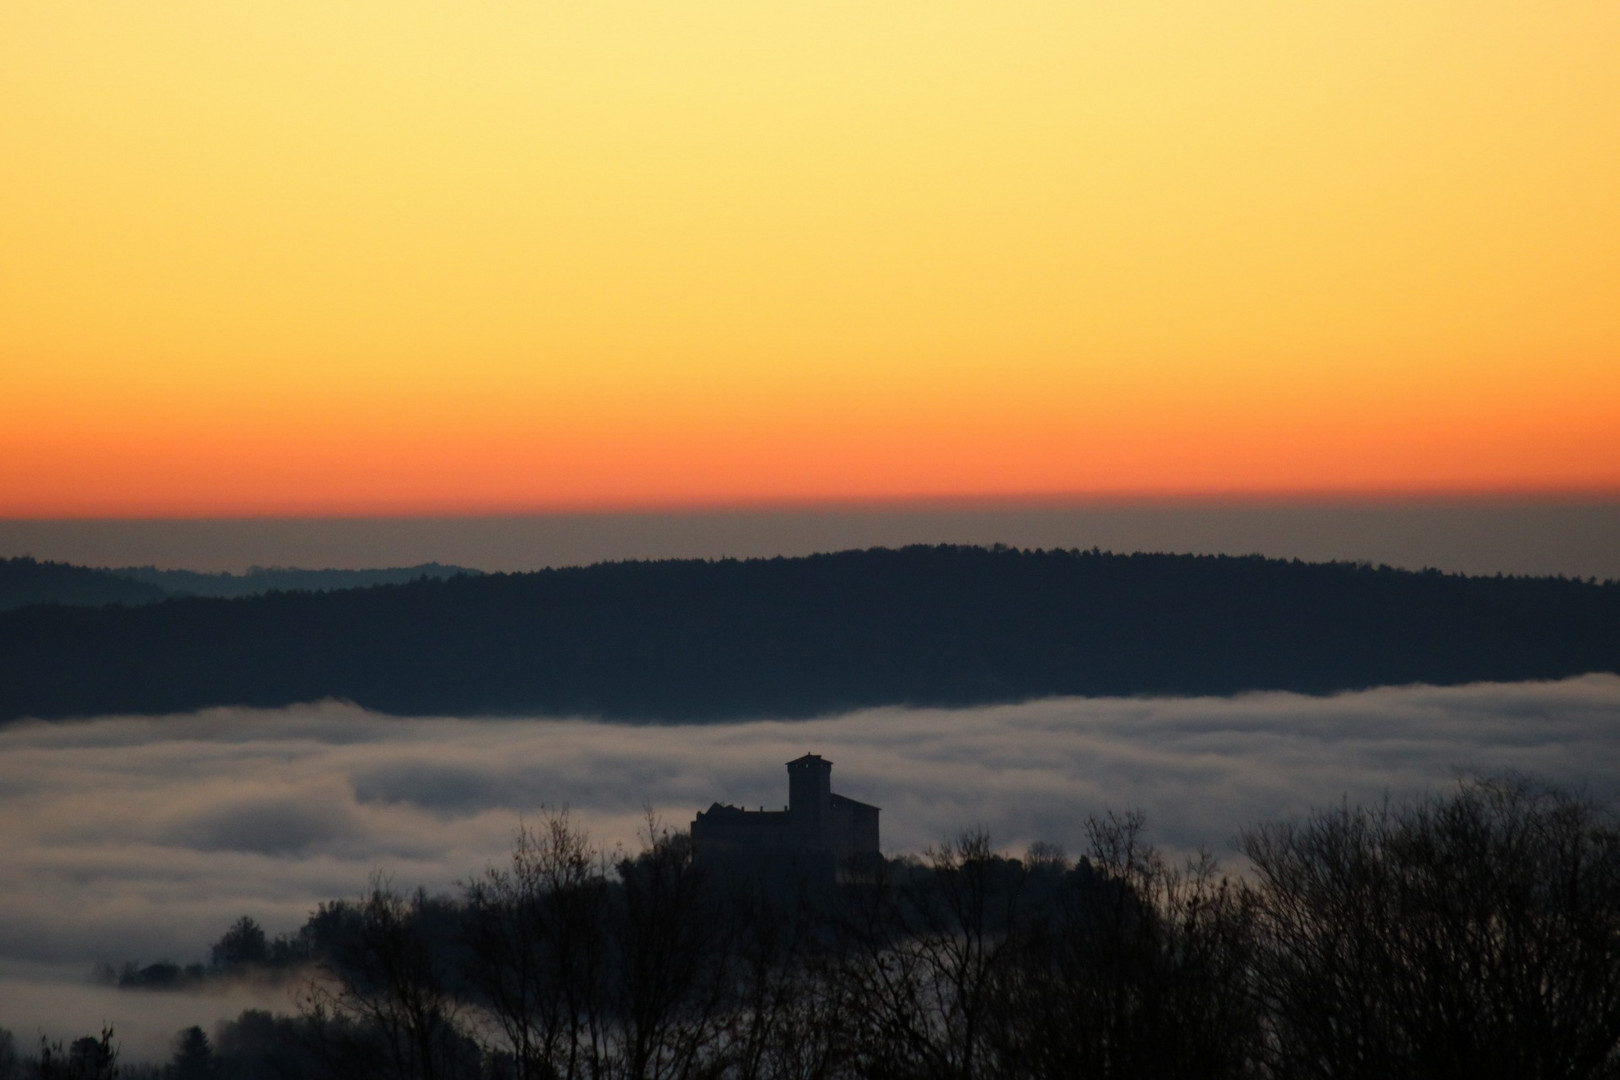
top-left (2, 545), bottom-right (1615, 723)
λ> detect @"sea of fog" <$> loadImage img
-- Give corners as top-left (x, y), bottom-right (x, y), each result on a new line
top-left (5, 675), bottom-right (1620, 1060)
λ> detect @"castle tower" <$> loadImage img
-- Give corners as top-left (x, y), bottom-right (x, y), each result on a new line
top-left (787, 754), bottom-right (833, 850)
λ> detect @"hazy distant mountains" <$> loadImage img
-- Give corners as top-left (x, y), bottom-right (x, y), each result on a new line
top-left (1, 546), bottom-right (1615, 723)
top-left (0, 556), bottom-right (479, 611)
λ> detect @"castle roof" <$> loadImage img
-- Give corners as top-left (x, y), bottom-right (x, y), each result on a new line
top-left (697, 801), bottom-right (790, 822)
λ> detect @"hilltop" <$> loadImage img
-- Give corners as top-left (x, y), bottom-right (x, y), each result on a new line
top-left (0, 556), bottom-right (479, 611)
top-left (1, 545), bottom-right (1615, 723)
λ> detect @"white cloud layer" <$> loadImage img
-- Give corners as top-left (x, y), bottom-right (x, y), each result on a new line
top-left (4, 675), bottom-right (1620, 1058)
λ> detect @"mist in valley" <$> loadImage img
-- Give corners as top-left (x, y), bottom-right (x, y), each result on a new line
top-left (5, 675), bottom-right (1620, 1062)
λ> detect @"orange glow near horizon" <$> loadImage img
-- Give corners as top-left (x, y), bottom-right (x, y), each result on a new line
top-left (3, 1), bottom-right (1619, 517)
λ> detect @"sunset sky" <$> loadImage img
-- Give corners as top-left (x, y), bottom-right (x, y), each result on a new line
top-left (4, 1), bottom-right (1618, 517)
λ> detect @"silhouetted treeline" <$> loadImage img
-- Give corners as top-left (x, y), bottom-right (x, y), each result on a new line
top-left (0, 556), bottom-right (477, 612)
top-left (59, 775), bottom-right (1620, 1080)
top-left (0, 1027), bottom-right (120, 1080)
top-left (97, 916), bottom-right (311, 991)
top-left (3, 546), bottom-right (1618, 723)
top-left (0, 557), bottom-right (168, 612)
top-left (111, 563), bottom-right (479, 601)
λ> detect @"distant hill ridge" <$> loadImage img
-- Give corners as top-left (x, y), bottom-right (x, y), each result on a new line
top-left (0, 556), bottom-right (479, 611)
top-left (0, 545), bottom-right (1615, 723)
top-left (110, 561), bottom-right (481, 599)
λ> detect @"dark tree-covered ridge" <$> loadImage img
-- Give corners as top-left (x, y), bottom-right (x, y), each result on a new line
top-left (0, 555), bottom-right (168, 611)
top-left (0, 555), bottom-right (479, 610)
top-left (1, 545), bottom-right (1616, 723)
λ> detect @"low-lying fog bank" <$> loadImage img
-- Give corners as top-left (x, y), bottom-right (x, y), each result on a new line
top-left (4, 674), bottom-right (1619, 1058)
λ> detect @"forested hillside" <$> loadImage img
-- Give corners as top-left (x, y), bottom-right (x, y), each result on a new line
top-left (0, 556), bottom-right (476, 610)
top-left (0, 556), bottom-right (168, 611)
top-left (2, 545), bottom-right (1616, 723)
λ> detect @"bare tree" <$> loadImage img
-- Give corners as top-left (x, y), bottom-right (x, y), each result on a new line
top-left (303, 875), bottom-right (473, 1080)
top-left (462, 809), bottom-right (612, 1080)
top-left (1242, 775), bottom-right (1620, 1080)
top-left (990, 812), bottom-right (1258, 1080)
top-left (462, 810), bottom-right (736, 1080)
top-left (610, 815), bottom-right (730, 1080)
top-left (832, 828), bottom-right (1028, 1080)
top-left (714, 875), bottom-right (845, 1080)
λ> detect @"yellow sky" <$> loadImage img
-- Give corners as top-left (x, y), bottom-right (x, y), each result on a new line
top-left (3, 1), bottom-right (1618, 515)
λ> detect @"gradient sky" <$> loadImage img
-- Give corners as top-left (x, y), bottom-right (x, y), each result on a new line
top-left (4, 1), bottom-right (1618, 516)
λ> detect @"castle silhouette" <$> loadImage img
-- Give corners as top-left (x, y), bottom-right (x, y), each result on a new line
top-left (691, 755), bottom-right (880, 869)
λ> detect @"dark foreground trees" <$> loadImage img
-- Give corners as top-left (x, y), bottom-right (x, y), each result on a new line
top-left (820, 821), bottom-right (1256, 1080)
top-left (991, 815), bottom-right (1258, 1080)
top-left (195, 810), bottom-right (1256, 1080)
top-left (301, 876), bottom-right (479, 1080)
top-left (458, 814), bottom-right (730, 1080)
top-left (26, 1029), bottom-right (118, 1080)
top-left (97, 774), bottom-right (1620, 1080)
top-left (1243, 775), bottom-right (1620, 1080)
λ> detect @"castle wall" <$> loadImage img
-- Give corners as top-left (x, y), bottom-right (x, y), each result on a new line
top-left (691, 755), bottom-right (879, 869)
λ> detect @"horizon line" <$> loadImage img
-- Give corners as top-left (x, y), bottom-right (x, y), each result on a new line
top-left (7, 485), bottom-right (1620, 523)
